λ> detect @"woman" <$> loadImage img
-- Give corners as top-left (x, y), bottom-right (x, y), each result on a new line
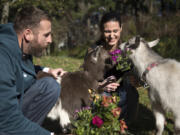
top-left (85, 12), bottom-right (139, 124)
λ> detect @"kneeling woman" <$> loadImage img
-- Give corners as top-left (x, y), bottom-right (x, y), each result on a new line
top-left (85, 12), bottom-right (139, 124)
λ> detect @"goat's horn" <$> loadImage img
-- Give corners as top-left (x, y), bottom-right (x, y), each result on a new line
top-left (148, 39), bottom-right (160, 48)
top-left (91, 46), bottom-right (101, 62)
top-left (96, 46), bottom-right (101, 55)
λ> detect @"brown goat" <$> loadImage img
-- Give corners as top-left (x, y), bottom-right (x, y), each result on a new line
top-left (40, 46), bottom-right (111, 133)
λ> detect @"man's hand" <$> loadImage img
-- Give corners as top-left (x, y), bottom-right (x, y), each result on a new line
top-left (48, 68), bottom-right (67, 78)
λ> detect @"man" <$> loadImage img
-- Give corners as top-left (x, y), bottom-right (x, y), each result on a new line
top-left (0, 6), bottom-right (65, 135)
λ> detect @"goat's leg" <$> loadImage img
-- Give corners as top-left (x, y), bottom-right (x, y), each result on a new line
top-left (47, 100), bottom-right (71, 133)
top-left (152, 106), bottom-right (165, 135)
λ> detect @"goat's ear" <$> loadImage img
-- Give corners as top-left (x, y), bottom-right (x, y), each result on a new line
top-left (119, 42), bottom-right (126, 50)
top-left (130, 36), bottom-right (140, 49)
top-left (91, 46), bottom-right (101, 63)
top-left (148, 39), bottom-right (160, 48)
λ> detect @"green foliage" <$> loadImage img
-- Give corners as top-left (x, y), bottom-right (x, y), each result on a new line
top-left (72, 90), bottom-right (128, 135)
top-left (10, 0), bottom-right (64, 18)
top-left (1, 0), bottom-right (179, 59)
top-left (121, 13), bottom-right (180, 61)
top-left (67, 45), bottom-right (89, 58)
top-left (155, 37), bottom-right (180, 60)
top-left (55, 45), bottom-right (89, 59)
top-left (109, 49), bottom-right (132, 72)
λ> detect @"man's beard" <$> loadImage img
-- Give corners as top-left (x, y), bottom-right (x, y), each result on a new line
top-left (28, 39), bottom-right (46, 57)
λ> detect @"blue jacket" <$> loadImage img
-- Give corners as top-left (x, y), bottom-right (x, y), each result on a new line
top-left (0, 23), bottom-right (50, 135)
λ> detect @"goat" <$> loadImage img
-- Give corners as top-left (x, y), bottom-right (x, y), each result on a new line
top-left (39, 46), bottom-right (111, 133)
top-left (120, 36), bottom-right (180, 135)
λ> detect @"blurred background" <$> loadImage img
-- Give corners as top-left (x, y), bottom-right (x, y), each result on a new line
top-left (1, 1), bottom-right (179, 133)
top-left (0, 0), bottom-right (180, 60)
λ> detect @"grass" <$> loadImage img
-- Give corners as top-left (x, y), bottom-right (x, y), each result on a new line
top-left (34, 55), bottom-right (174, 135)
top-left (33, 56), bottom-right (83, 72)
top-left (129, 87), bottom-right (174, 135)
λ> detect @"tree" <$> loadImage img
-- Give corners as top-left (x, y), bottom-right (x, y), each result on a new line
top-left (0, 0), bottom-right (65, 54)
top-left (1, 0), bottom-right (17, 24)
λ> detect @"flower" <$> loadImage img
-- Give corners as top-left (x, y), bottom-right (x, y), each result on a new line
top-left (110, 49), bottom-right (131, 72)
top-left (120, 120), bottom-right (128, 133)
top-left (112, 95), bottom-right (117, 102)
top-left (110, 49), bottom-right (122, 63)
top-left (88, 89), bottom-right (92, 94)
top-left (112, 107), bottom-right (121, 117)
top-left (101, 95), bottom-right (113, 107)
top-left (71, 89), bottom-right (129, 135)
top-left (92, 116), bottom-right (104, 128)
top-left (110, 49), bottom-right (122, 55)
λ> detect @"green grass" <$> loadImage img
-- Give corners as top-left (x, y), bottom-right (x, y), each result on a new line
top-left (34, 56), bottom-right (174, 135)
top-left (33, 56), bottom-right (83, 72)
top-left (129, 87), bottom-right (174, 135)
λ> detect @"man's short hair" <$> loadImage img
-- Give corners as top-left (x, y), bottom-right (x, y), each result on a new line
top-left (14, 6), bottom-right (51, 33)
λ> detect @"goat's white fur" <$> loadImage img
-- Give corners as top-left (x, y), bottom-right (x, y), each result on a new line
top-left (47, 77), bottom-right (71, 128)
top-left (47, 99), bottom-right (71, 127)
top-left (121, 36), bottom-right (180, 135)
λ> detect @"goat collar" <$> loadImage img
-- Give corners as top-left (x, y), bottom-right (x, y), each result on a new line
top-left (142, 62), bottom-right (159, 81)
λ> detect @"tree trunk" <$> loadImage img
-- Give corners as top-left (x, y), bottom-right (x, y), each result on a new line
top-left (160, 0), bottom-right (165, 16)
top-left (134, 0), bottom-right (141, 35)
top-left (149, 0), bottom-right (154, 14)
top-left (1, 1), bottom-right (9, 24)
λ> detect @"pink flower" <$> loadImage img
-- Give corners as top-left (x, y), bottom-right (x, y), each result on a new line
top-left (110, 49), bottom-right (122, 55)
top-left (92, 116), bottom-right (104, 128)
top-left (112, 56), bottom-right (118, 62)
top-left (115, 49), bottom-right (121, 54)
top-left (110, 49), bottom-right (122, 63)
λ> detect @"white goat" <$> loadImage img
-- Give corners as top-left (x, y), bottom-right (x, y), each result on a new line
top-left (120, 36), bottom-right (180, 135)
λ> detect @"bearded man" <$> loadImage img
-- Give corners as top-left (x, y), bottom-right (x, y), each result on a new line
top-left (0, 6), bottom-right (65, 135)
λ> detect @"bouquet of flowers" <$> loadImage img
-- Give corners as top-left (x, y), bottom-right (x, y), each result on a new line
top-left (71, 89), bottom-right (128, 135)
top-left (109, 49), bottom-right (131, 72)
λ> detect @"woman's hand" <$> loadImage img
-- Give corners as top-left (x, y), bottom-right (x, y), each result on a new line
top-left (48, 68), bottom-right (67, 78)
top-left (103, 82), bottom-right (119, 92)
top-left (98, 76), bottom-right (120, 92)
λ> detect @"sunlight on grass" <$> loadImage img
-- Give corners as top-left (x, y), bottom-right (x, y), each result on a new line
top-left (138, 87), bottom-right (152, 109)
top-left (33, 56), bottom-right (83, 72)
top-left (132, 87), bottom-right (174, 135)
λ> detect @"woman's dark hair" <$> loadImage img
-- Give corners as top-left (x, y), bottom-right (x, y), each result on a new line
top-left (96, 12), bottom-right (122, 45)
top-left (100, 12), bottom-right (122, 32)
